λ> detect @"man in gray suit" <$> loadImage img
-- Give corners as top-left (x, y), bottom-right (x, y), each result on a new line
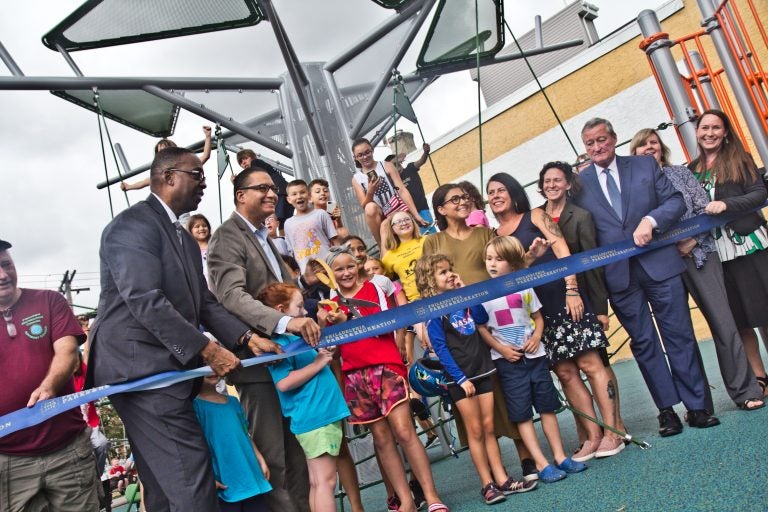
top-left (87, 147), bottom-right (278, 511)
top-left (208, 167), bottom-right (321, 511)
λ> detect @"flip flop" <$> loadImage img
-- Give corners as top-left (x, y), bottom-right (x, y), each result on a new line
top-left (427, 503), bottom-right (449, 512)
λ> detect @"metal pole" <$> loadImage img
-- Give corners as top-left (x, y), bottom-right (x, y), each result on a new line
top-left (697, 0), bottom-right (768, 165)
top-left (142, 85), bottom-right (293, 158)
top-left (637, 10), bottom-right (700, 158)
top-left (114, 144), bottom-right (133, 182)
top-left (324, 0), bottom-right (428, 73)
top-left (534, 15), bottom-right (544, 48)
top-left (0, 76), bottom-right (283, 91)
top-left (0, 40), bottom-right (24, 76)
top-left (55, 44), bottom-right (84, 77)
top-left (412, 39), bottom-right (584, 78)
top-left (350, 0), bottom-right (436, 138)
top-left (687, 50), bottom-right (721, 110)
top-left (258, 0), bottom-right (325, 155)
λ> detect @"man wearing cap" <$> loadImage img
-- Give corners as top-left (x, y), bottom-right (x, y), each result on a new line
top-left (0, 239), bottom-right (100, 511)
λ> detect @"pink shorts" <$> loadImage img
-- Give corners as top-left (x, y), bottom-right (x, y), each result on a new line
top-left (343, 365), bottom-right (408, 424)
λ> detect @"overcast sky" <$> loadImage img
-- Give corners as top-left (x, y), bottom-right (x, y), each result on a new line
top-left (0, 0), bottom-right (658, 311)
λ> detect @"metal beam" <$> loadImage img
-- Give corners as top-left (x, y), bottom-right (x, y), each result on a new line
top-left (324, 0), bottom-right (429, 73)
top-left (0, 39), bottom-right (24, 76)
top-left (411, 39), bottom-right (584, 78)
top-left (257, 0), bottom-right (309, 87)
top-left (258, 0), bottom-right (325, 155)
top-left (142, 85), bottom-right (293, 159)
top-left (0, 76), bottom-right (284, 91)
top-left (350, 0), bottom-right (437, 138)
top-left (56, 44), bottom-right (85, 77)
top-left (637, 10), bottom-right (699, 157)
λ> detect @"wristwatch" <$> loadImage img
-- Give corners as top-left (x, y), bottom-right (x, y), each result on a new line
top-left (240, 329), bottom-right (256, 346)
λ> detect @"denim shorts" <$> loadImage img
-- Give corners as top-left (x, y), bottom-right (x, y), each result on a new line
top-left (494, 356), bottom-right (561, 422)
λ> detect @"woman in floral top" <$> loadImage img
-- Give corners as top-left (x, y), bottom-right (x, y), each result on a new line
top-left (689, 110), bottom-right (768, 401)
top-left (630, 127), bottom-right (764, 410)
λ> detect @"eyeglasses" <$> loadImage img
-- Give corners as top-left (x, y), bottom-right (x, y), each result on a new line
top-left (354, 149), bottom-right (373, 159)
top-left (239, 184), bottom-right (279, 194)
top-left (2, 309), bottom-right (16, 338)
top-left (442, 193), bottom-right (471, 206)
top-left (167, 167), bottom-right (206, 181)
top-left (391, 217), bottom-right (412, 227)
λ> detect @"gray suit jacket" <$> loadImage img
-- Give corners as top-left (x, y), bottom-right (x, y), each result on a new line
top-left (208, 212), bottom-right (297, 383)
top-left (86, 195), bottom-right (248, 395)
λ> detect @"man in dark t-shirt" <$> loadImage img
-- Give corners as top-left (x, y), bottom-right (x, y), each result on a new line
top-left (385, 143), bottom-right (437, 234)
top-left (0, 239), bottom-right (99, 510)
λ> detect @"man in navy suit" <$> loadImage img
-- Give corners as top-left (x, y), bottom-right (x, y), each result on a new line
top-left (573, 118), bottom-right (718, 436)
top-left (87, 147), bottom-right (279, 511)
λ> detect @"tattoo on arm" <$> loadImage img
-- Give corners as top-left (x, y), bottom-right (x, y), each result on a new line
top-left (542, 213), bottom-right (563, 238)
top-left (607, 381), bottom-right (615, 400)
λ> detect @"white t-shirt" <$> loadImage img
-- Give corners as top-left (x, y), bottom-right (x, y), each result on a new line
top-left (283, 209), bottom-right (337, 272)
top-left (482, 288), bottom-right (544, 360)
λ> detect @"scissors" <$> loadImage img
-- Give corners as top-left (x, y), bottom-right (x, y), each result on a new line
top-left (313, 259), bottom-right (378, 318)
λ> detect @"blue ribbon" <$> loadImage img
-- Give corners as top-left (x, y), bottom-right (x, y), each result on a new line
top-left (0, 207), bottom-right (762, 438)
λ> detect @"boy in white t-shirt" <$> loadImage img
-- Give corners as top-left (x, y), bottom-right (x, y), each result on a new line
top-left (283, 180), bottom-right (338, 273)
top-left (480, 236), bottom-right (587, 484)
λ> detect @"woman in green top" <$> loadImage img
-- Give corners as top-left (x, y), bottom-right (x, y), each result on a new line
top-left (690, 109), bottom-right (768, 394)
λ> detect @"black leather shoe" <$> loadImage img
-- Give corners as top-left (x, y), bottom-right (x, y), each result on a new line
top-left (657, 408), bottom-right (683, 437)
top-left (685, 409), bottom-right (721, 429)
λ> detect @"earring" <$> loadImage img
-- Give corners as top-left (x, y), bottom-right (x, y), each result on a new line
top-left (724, 136), bottom-right (729, 144)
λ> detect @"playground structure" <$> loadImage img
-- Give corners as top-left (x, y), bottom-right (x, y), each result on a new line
top-left (2, 0), bottom-right (768, 508)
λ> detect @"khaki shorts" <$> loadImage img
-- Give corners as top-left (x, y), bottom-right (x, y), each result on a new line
top-left (0, 428), bottom-right (99, 512)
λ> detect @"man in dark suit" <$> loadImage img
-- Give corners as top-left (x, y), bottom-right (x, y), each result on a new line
top-left (87, 147), bottom-right (278, 511)
top-left (573, 118), bottom-right (719, 436)
top-left (208, 167), bottom-right (320, 511)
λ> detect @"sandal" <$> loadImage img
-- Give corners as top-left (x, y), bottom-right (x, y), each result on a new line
top-left (756, 376), bottom-right (768, 396)
top-left (427, 503), bottom-right (450, 512)
top-left (737, 397), bottom-right (765, 411)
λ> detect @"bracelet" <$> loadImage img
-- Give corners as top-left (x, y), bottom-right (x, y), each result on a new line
top-left (565, 292), bottom-right (580, 297)
top-left (565, 286), bottom-right (579, 291)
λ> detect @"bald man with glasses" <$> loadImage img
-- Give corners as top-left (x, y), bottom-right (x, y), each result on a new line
top-left (87, 147), bottom-right (276, 511)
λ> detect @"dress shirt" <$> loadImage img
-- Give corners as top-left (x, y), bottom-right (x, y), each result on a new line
top-left (594, 158), bottom-right (657, 228)
top-left (235, 212), bottom-right (290, 334)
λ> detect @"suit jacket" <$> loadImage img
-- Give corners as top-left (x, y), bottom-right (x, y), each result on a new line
top-left (572, 155), bottom-right (686, 294)
top-left (208, 212), bottom-right (297, 383)
top-left (86, 195), bottom-right (248, 395)
top-left (542, 201), bottom-right (609, 315)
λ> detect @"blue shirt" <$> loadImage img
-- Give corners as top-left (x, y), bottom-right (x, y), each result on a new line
top-left (193, 396), bottom-right (272, 503)
top-left (268, 334), bottom-right (350, 434)
top-left (427, 305), bottom-right (492, 385)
